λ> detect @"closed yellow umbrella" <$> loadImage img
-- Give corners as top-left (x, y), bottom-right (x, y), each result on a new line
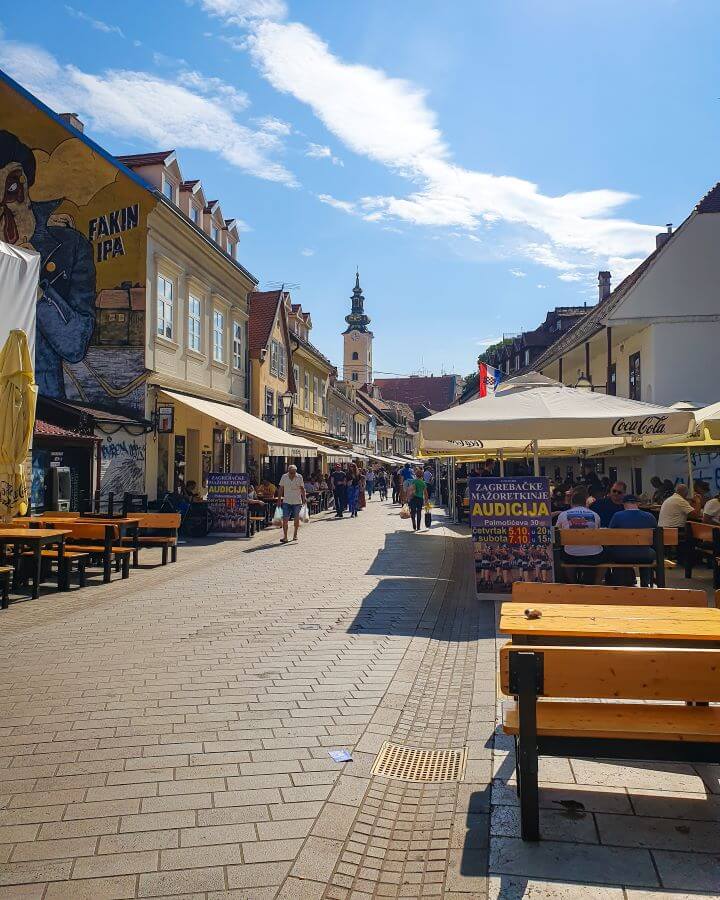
top-left (0, 330), bottom-right (37, 522)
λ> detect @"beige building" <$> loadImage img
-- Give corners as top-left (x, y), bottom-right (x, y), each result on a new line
top-left (287, 301), bottom-right (335, 447)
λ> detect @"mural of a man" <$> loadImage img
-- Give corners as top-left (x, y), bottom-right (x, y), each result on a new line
top-left (0, 130), bottom-right (95, 398)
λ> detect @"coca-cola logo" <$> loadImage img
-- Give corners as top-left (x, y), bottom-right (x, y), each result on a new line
top-left (611, 415), bottom-right (669, 437)
top-left (450, 439), bottom-right (484, 448)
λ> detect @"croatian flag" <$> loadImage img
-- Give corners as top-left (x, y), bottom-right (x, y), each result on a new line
top-left (478, 362), bottom-right (503, 398)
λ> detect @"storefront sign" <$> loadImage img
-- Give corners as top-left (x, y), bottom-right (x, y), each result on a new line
top-left (207, 472), bottom-right (249, 536)
top-left (469, 476), bottom-right (554, 593)
top-left (156, 405), bottom-right (174, 433)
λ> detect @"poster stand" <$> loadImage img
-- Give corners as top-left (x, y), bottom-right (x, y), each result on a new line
top-left (207, 472), bottom-right (250, 537)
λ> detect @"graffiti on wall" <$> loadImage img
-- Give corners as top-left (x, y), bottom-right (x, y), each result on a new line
top-left (99, 432), bottom-right (146, 497)
top-left (0, 80), bottom-right (154, 415)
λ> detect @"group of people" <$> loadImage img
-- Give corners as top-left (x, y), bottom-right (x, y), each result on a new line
top-left (328, 463), bottom-right (393, 518)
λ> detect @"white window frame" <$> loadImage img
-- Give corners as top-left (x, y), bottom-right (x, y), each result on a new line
top-left (211, 224), bottom-right (220, 243)
top-left (213, 309), bottom-right (225, 363)
top-left (303, 372), bottom-right (310, 411)
top-left (190, 204), bottom-right (199, 225)
top-left (293, 364), bottom-right (300, 404)
top-left (157, 274), bottom-right (174, 340)
top-left (188, 294), bottom-right (201, 353)
top-left (232, 321), bottom-right (244, 371)
top-left (270, 340), bottom-right (278, 376)
top-left (321, 380), bottom-right (327, 416)
top-left (162, 175), bottom-right (175, 203)
top-left (313, 376), bottom-right (319, 413)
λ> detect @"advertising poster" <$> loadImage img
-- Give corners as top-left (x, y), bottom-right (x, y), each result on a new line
top-left (469, 476), bottom-right (554, 593)
top-left (207, 472), bottom-right (249, 536)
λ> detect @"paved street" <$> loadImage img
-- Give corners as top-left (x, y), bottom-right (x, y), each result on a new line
top-left (0, 501), bottom-right (496, 898)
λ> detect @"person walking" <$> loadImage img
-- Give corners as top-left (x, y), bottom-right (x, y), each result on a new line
top-left (277, 464), bottom-right (306, 543)
top-left (376, 468), bottom-right (388, 501)
top-left (347, 463), bottom-right (360, 518)
top-left (330, 464), bottom-right (348, 518)
top-left (392, 469), bottom-right (402, 504)
top-left (365, 467), bottom-right (375, 499)
top-left (358, 467), bottom-right (367, 510)
top-left (423, 464), bottom-right (435, 499)
top-left (408, 467), bottom-right (429, 532)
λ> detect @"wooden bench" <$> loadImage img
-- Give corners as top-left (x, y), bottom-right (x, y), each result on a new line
top-left (65, 523), bottom-right (132, 582)
top-left (511, 581), bottom-right (708, 607)
top-left (0, 566), bottom-right (11, 609)
top-left (19, 549), bottom-right (89, 589)
top-left (500, 643), bottom-right (720, 841)
top-left (121, 513), bottom-right (180, 565)
top-left (556, 527), bottom-right (678, 588)
top-left (684, 521), bottom-right (720, 588)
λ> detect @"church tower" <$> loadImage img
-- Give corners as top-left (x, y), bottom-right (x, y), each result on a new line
top-left (343, 271), bottom-right (373, 384)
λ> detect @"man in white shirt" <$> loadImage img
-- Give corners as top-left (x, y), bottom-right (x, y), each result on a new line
top-left (556, 487), bottom-right (605, 584)
top-left (278, 464), bottom-right (306, 543)
top-left (658, 484), bottom-right (696, 529)
top-left (703, 493), bottom-right (720, 524)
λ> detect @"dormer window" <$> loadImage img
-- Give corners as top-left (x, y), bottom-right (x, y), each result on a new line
top-left (227, 240), bottom-right (235, 259)
top-left (190, 205), bottom-right (199, 225)
top-left (211, 224), bottom-right (220, 243)
top-left (162, 176), bottom-right (175, 203)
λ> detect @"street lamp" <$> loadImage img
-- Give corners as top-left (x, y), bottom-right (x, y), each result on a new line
top-left (575, 372), bottom-right (593, 391)
top-left (280, 390), bottom-right (294, 412)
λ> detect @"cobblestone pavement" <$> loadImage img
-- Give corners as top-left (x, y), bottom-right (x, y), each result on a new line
top-left (0, 499), bottom-right (495, 898)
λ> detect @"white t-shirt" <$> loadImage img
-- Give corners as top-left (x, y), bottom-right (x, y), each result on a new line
top-left (703, 497), bottom-right (720, 523)
top-left (556, 506), bottom-right (602, 556)
top-left (658, 493), bottom-right (694, 528)
top-left (279, 472), bottom-right (305, 505)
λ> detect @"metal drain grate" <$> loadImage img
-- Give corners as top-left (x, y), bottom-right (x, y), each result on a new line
top-left (370, 741), bottom-right (467, 783)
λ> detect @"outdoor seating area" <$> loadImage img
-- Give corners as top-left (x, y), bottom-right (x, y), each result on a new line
top-left (498, 580), bottom-right (720, 842)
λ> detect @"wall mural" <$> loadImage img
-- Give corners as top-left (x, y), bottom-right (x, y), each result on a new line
top-left (99, 431), bottom-right (146, 498)
top-left (0, 80), bottom-right (154, 417)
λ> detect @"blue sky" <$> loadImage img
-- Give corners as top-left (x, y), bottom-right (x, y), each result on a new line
top-left (2, 0), bottom-right (719, 378)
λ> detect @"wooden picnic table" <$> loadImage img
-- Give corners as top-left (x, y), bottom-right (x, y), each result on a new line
top-left (500, 602), bottom-right (720, 647)
top-left (0, 528), bottom-right (71, 599)
top-left (37, 517), bottom-right (141, 570)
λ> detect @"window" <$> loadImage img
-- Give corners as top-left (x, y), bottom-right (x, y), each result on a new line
top-left (211, 224), bottom-right (220, 243)
top-left (313, 377), bottom-right (319, 413)
top-left (352, 351), bottom-right (359, 361)
top-left (227, 240), bottom-right (235, 259)
top-left (265, 388), bottom-right (274, 421)
top-left (321, 380), bottom-right (327, 416)
top-left (188, 294), bottom-right (201, 352)
top-left (190, 205), bottom-right (199, 224)
top-left (162, 176), bottom-right (175, 203)
top-left (213, 310), bottom-right (225, 363)
top-left (292, 365), bottom-right (300, 404)
top-left (524, 349), bottom-right (530, 366)
top-left (629, 352), bottom-right (641, 400)
top-left (351, 372), bottom-right (358, 382)
top-left (232, 321), bottom-right (244, 370)
top-left (157, 274), bottom-right (173, 340)
top-left (607, 362), bottom-right (617, 396)
top-left (303, 372), bottom-right (309, 410)
top-left (278, 343), bottom-right (286, 379)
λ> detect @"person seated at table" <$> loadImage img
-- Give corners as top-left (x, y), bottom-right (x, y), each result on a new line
top-left (257, 478), bottom-right (276, 499)
top-left (306, 477), bottom-right (319, 492)
top-left (551, 486), bottom-right (569, 513)
top-left (590, 480), bottom-right (626, 526)
top-left (608, 494), bottom-right (657, 587)
top-left (694, 479), bottom-right (711, 512)
top-left (556, 487), bottom-right (606, 584)
top-left (703, 491), bottom-right (720, 524)
top-left (650, 476), bottom-right (672, 504)
top-left (658, 483), bottom-right (698, 530)
top-left (183, 480), bottom-right (201, 503)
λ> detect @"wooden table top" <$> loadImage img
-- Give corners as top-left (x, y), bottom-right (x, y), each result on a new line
top-left (500, 602), bottom-right (720, 643)
top-left (0, 528), bottom-right (72, 540)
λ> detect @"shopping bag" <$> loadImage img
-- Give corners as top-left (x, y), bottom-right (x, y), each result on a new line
top-left (272, 505), bottom-right (284, 527)
top-left (299, 504), bottom-right (310, 523)
top-left (400, 504), bottom-right (411, 520)
top-left (424, 511), bottom-right (432, 528)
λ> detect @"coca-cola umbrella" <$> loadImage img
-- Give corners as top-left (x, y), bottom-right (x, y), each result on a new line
top-left (419, 373), bottom-right (695, 473)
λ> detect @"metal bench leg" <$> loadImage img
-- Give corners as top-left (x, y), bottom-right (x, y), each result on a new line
top-left (516, 653), bottom-right (540, 841)
top-left (161, 546), bottom-right (168, 566)
top-left (121, 555), bottom-right (130, 579)
top-left (79, 559), bottom-right (87, 588)
top-left (171, 545), bottom-right (177, 563)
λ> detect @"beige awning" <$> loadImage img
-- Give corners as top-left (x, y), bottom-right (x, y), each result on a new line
top-left (162, 389), bottom-right (321, 458)
top-left (315, 442), bottom-right (353, 460)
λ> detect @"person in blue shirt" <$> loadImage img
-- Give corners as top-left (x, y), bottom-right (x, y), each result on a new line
top-left (608, 494), bottom-right (657, 586)
top-left (590, 481), bottom-right (627, 526)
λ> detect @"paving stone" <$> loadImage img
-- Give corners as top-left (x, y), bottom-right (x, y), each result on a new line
top-left (487, 877), bottom-right (624, 899)
top-left (44, 875), bottom-right (138, 899)
top-left (652, 850), bottom-right (720, 892)
top-left (138, 867), bottom-right (225, 896)
top-left (226, 860), bottom-right (293, 889)
top-left (628, 788), bottom-right (720, 821)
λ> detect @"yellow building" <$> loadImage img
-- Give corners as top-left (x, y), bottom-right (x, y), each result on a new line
top-left (287, 303), bottom-right (336, 454)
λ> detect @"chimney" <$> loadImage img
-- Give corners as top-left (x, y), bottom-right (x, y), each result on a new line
top-left (59, 113), bottom-right (84, 133)
top-left (655, 223), bottom-right (673, 250)
top-left (598, 271), bottom-right (611, 303)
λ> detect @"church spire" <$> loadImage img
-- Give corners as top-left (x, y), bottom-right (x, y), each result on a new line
top-left (344, 269), bottom-right (371, 332)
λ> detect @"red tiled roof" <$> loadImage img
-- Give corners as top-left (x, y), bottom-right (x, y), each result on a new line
top-left (34, 420), bottom-right (96, 440)
top-left (248, 290), bottom-right (282, 356)
top-left (374, 375), bottom-right (460, 411)
top-left (116, 151), bottom-right (174, 167)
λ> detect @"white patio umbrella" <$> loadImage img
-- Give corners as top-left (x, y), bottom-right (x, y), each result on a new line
top-left (419, 373), bottom-right (695, 474)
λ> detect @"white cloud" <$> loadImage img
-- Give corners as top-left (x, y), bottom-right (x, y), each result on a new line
top-left (558, 272), bottom-right (583, 282)
top-left (245, 19), bottom-right (658, 273)
top-left (64, 5), bottom-right (124, 37)
top-left (256, 115), bottom-right (292, 135)
top-left (197, 0), bottom-right (287, 26)
top-left (476, 336), bottom-right (502, 346)
top-left (177, 69), bottom-right (250, 111)
top-left (509, 269), bottom-right (526, 278)
top-left (0, 35), bottom-right (295, 185)
top-left (300, 248), bottom-right (314, 256)
top-left (305, 142), bottom-right (343, 166)
top-left (317, 193), bottom-right (356, 214)
top-left (218, 34), bottom-right (247, 52)
top-left (536, 284), bottom-right (546, 289)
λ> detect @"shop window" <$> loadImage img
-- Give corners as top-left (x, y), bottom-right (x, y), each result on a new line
top-left (157, 274), bottom-right (173, 340)
top-left (629, 352), bottom-right (641, 400)
top-left (188, 295), bottom-right (201, 352)
top-left (213, 310), bottom-right (225, 363)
